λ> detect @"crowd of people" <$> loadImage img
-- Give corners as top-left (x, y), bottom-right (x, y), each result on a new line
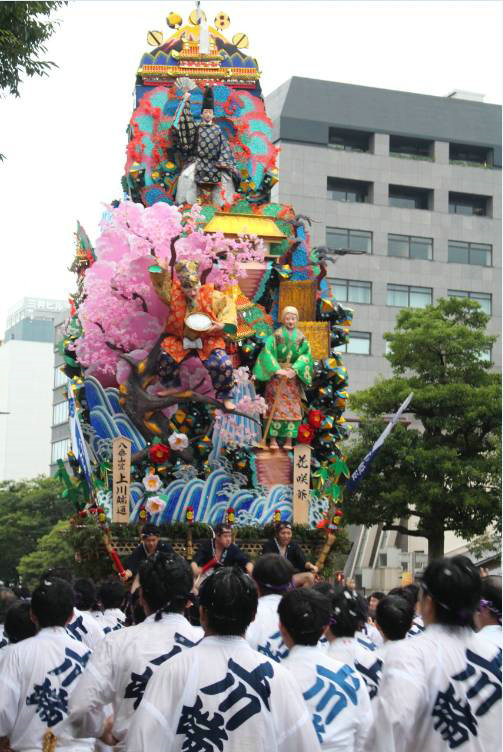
top-left (0, 522), bottom-right (501, 752)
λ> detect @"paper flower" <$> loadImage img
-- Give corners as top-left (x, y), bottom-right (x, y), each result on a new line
top-left (145, 496), bottom-right (166, 515)
top-left (142, 469), bottom-right (162, 492)
top-left (168, 432), bottom-right (189, 451)
top-left (297, 424), bottom-right (315, 444)
top-left (308, 409), bottom-right (325, 430)
top-left (148, 443), bottom-right (171, 463)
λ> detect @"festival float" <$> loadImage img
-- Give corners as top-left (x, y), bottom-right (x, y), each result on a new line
top-left (58, 6), bottom-right (354, 575)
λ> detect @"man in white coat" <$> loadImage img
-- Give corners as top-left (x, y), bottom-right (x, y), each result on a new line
top-left (367, 555), bottom-right (502, 752)
top-left (126, 567), bottom-right (321, 752)
top-left (279, 588), bottom-right (372, 751)
top-left (0, 578), bottom-right (94, 752)
top-left (68, 553), bottom-right (203, 750)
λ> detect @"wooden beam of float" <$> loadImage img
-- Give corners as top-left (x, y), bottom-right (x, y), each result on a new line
top-left (293, 443), bottom-right (311, 524)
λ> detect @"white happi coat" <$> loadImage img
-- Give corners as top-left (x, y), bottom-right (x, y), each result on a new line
top-left (66, 607), bottom-right (105, 649)
top-left (126, 635), bottom-right (322, 752)
top-left (283, 644), bottom-right (372, 752)
top-left (366, 624), bottom-right (502, 752)
top-left (93, 607), bottom-right (126, 634)
top-left (407, 614), bottom-right (426, 639)
top-left (0, 626), bottom-right (94, 752)
top-left (477, 624), bottom-right (502, 649)
top-left (245, 594), bottom-right (289, 663)
top-left (328, 637), bottom-right (383, 699)
top-left (68, 611), bottom-right (203, 749)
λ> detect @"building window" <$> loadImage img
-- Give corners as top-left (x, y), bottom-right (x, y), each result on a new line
top-left (326, 227), bottom-right (372, 254)
top-left (378, 553), bottom-right (388, 567)
top-left (448, 191), bottom-right (490, 217)
top-left (330, 278), bottom-right (372, 304)
top-left (387, 284), bottom-right (432, 308)
top-left (478, 348), bottom-right (492, 363)
top-left (51, 439), bottom-right (71, 464)
top-left (53, 400), bottom-right (69, 426)
top-left (447, 290), bottom-right (492, 315)
top-left (448, 241), bottom-right (492, 267)
top-left (389, 135), bottom-right (433, 160)
top-left (389, 185), bottom-right (432, 210)
top-left (388, 234), bottom-right (433, 261)
top-left (328, 127), bottom-right (371, 153)
top-left (449, 142), bottom-right (494, 168)
top-left (327, 177), bottom-right (371, 203)
top-left (54, 367), bottom-right (67, 388)
top-left (335, 331), bottom-right (371, 355)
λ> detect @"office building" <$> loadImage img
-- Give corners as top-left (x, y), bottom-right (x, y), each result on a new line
top-left (0, 298), bottom-right (67, 481)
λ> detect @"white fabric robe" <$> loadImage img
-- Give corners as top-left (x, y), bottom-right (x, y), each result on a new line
top-left (245, 594), bottom-right (289, 663)
top-left (125, 634), bottom-right (321, 752)
top-left (327, 637), bottom-right (383, 699)
top-left (477, 624), bottom-right (502, 649)
top-left (0, 626), bottom-right (94, 752)
top-left (283, 644), bottom-right (373, 752)
top-left (93, 607), bottom-right (127, 634)
top-left (365, 623), bottom-right (502, 752)
top-left (66, 607), bottom-right (105, 649)
top-left (68, 611), bottom-right (203, 750)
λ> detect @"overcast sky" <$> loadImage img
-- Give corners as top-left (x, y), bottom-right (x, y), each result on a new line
top-left (0, 0), bottom-right (501, 332)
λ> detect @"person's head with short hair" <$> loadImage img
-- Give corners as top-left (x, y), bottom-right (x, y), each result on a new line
top-left (74, 578), bottom-right (97, 611)
top-left (420, 555), bottom-right (481, 628)
top-left (4, 601), bottom-right (37, 643)
top-left (199, 567), bottom-right (257, 636)
top-left (375, 594), bottom-right (415, 641)
top-left (317, 584), bottom-right (367, 640)
top-left (41, 568), bottom-right (74, 584)
top-left (368, 591), bottom-right (385, 619)
top-left (252, 554), bottom-right (295, 597)
top-left (31, 578), bottom-right (75, 629)
top-left (213, 524), bottom-right (233, 550)
top-left (98, 579), bottom-right (126, 611)
top-left (274, 522), bottom-right (293, 548)
top-left (139, 552), bottom-right (193, 619)
top-left (476, 575), bottom-right (502, 630)
top-left (0, 586), bottom-right (17, 624)
top-left (279, 588), bottom-right (331, 647)
top-left (141, 523), bottom-right (161, 557)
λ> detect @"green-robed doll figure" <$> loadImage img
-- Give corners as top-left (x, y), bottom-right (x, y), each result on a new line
top-left (253, 306), bottom-right (313, 450)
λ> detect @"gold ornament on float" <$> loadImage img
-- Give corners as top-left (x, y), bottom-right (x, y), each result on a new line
top-left (166, 12), bottom-right (183, 28)
top-left (214, 11), bottom-right (230, 29)
top-left (232, 32), bottom-right (249, 49)
top-left (147, 30), bottom-right (164, 46)
top-left (189, 8), bottom-right (207, 25)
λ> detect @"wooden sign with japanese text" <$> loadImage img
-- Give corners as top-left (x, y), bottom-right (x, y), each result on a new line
top-left (293, 443), bottom-right (311, 523)
top-left (112, 437), bottom-right (131, 523)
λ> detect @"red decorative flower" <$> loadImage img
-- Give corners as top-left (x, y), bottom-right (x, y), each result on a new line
top-left (308, 409), bottom-right (325, 429)
top-left (297, 424), bottom-right (315, 444)
top-left (148, 443), bottom-right (171, 464)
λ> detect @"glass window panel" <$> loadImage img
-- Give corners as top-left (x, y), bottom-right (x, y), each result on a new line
top-left (471, 293), bottom-right (492, 315)
top-left (54, 368), bottom-right (67, 388)
top-left (347, 333), bottom-right (371, 355)
top-left (410, 237), bottom-right (432, 260)
top-left (387, 285), bottom-right (409, 307)
top-left (448, 290), bottom-right (469, 299)
top-left (409, 287), bottom-right (432, 308)
top-left (333, 281), bottom-right (348, 302)
top-left (53, 401), bottom-right (69, 425)
top-left (388, 234), bottom-right (409, 257)
top-left (349, 230), bottom-right (372, 253)
top-left (448, 242), bottom-right (469, 264)
top-left (51, 439), bottom-right (71, 464)
top-left (327, 229), bottom-right (348, 250)
top-left (469, 246), bottom-right (491, 267)
top-left (389, 195), bottom-right (418, 209)
top-left (348, 281), bottom-right (371, 304)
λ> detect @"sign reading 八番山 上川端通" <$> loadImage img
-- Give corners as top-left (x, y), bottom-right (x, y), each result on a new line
top-left (112, 437), bottom-right (131, 523)
top-left (293, 443), bottom-right (312, 523)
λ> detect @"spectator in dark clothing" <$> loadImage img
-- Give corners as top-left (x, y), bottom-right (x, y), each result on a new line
top-left (262, 522), bottom-right (318, 581)
top-left (192, 524), bottom-right (252, 582)
top-left (4, 601), bottom-right (37, 644)
top-left (122, 523), bottom-right (174, 581)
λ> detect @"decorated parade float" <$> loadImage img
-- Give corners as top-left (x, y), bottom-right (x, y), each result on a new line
top-left (59, 6), bottom-right (354, 574)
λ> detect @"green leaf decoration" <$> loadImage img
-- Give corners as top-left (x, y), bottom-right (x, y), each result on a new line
top-left (148, 264), bottom-right (163, 273)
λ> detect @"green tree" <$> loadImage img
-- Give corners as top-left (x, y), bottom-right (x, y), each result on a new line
top-left (345, 298), bottom-right (501, 560)
top-left (0, 1), bottom-right (65, 96)
top-left (17, 518), bottom-right (75, 590)
top-left (0, 476), bottom-right (73, 585)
